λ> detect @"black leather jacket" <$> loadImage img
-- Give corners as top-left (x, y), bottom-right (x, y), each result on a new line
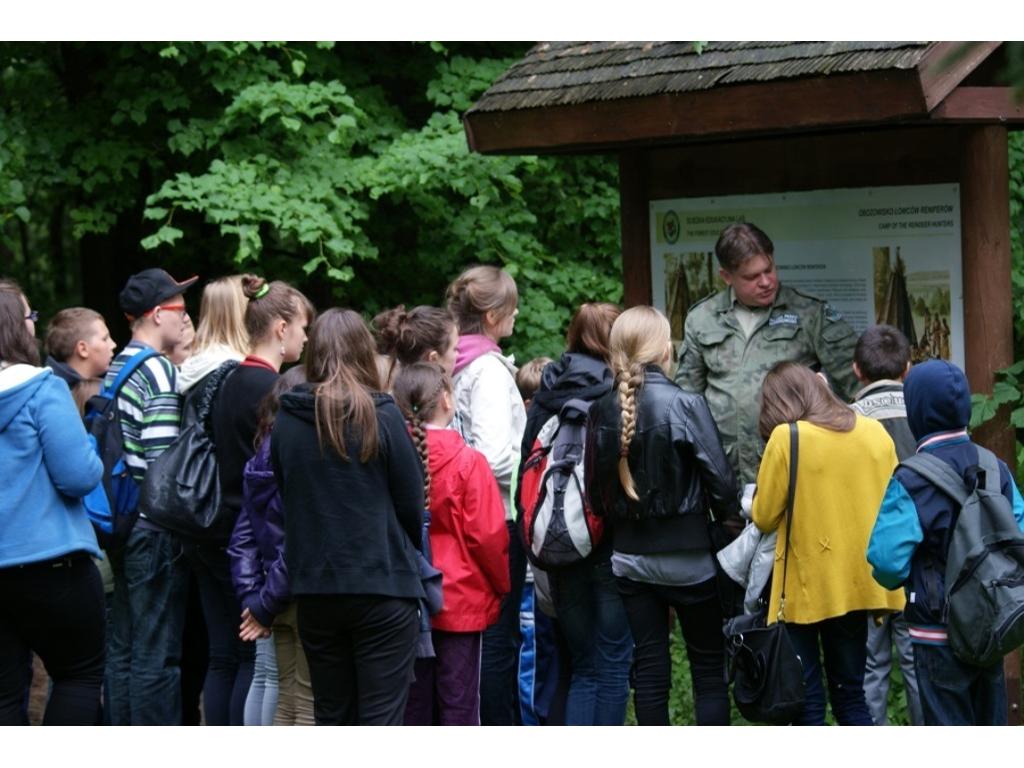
top-left (585, 365), bottom-right (740, 555)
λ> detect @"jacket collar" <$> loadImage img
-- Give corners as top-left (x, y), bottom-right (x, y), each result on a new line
top-left (853, 378), bottom-right (904, 401)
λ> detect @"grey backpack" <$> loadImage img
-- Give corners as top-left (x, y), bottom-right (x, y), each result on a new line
top-left (902, 447), bottom-right (1024, 667)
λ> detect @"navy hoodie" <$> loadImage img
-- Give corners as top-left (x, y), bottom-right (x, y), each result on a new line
top-left (868, 359), bottom-right (1024, 637)
top-left (270, 384), bottom-right (425, 600)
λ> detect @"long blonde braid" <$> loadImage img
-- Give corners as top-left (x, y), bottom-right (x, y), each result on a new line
top-left (608, 306), bottom-right (673, 502)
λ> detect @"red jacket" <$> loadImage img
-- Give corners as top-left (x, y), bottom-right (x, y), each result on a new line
top-left (427, 427), bottom-right (510, 632)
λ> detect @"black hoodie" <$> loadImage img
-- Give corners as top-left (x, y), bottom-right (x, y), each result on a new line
top-left (270, 384), bottom-right (425, 600)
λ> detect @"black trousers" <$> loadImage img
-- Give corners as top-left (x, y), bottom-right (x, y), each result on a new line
top-left (617, 576), bottom-right (729, 726)
top-left (296, 594), bottom-right (418, 725)
top-left (0, 553), bottom-right (106, 725)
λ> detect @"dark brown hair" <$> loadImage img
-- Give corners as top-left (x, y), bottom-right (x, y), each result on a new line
top-left (240, 274), bottom-right (315, 346)
top-left (854, 324), bottom-right (911, 382)
top-left (758, 361), bottom-right (855, 441)
top-left (305, 308), bottom-right (381, 462)
top-left (254, 365), bottom-right (308, 449)
top-left (45, 307), bottom-right (104, 362)
top-left (0, 286), bottom-right (40, 366)
top-left (715, 222), bottom-right (774, 273)
top-left (445, 265), bottom-right (518, 335)
top-left (566, 302), bottom-right (621, 363)
top-left (373, 304), bottom-right (456, 372)
top-left (392, 362), bottom-right (451, 502)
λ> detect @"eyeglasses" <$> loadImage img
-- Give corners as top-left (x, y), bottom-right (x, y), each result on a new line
top-left (145, 304), bottom-right (188, 316)
top-left (25, 310), bottom-right (39, 323)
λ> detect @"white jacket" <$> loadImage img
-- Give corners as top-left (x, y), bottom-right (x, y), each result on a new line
top-left (452, 351), bottom-right (526, 521)
top-left (717, 523), bottom-right (777, 615)
top-left (178, 344), bottom-right (244, 394)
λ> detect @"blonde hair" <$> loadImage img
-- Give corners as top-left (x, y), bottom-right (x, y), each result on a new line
top-left (445, 265), bottom-right (518, 335)
top-left (193, 276), bottom-right (249, 356)
top-left (609, 306), bottom-right (671, 501)
top-left (515, 356), bottom-right (551, 402)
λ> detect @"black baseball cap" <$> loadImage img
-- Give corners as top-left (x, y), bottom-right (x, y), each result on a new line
top-left (119, 268), bottom-right (199, 319)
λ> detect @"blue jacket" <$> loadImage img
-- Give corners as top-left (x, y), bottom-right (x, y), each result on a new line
top-left (227, 438), bottom-right (289, 627)
top-left (0, 365), bottom-right (103, 567)
top-left (867, 360), bottom-right (1024, 638)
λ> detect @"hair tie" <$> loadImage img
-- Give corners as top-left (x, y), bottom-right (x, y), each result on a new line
top-left (412, 404), bottom-right (419, 414)
top-left (252, 283), bottom-right (270, 300)
top-left (619, 446), bottom-right (630, 458)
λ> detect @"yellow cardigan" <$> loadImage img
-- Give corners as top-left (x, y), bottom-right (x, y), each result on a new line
top-left (752, 417), bottom-right (905, 625)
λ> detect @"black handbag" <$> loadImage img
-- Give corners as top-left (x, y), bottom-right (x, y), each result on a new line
top-left (723, 423), bottom-right (806, 725)
top-left (138, 360), bottom-right (240, 539)
top-left (414, 505), bottom-right (445, 659)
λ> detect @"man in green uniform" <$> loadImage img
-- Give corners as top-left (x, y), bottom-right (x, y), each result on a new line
top-left (676, 222), bottom-right (858, 486)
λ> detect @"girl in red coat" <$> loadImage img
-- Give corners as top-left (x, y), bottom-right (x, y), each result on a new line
top-left (393, 362), bottom-right (510, 725)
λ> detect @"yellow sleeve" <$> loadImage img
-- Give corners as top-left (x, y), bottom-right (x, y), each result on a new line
top-left (751, 423), bottom-right (791, 534)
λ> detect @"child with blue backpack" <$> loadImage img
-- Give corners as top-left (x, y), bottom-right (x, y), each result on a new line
top-left (868, 358), bottom-right (1024, 725)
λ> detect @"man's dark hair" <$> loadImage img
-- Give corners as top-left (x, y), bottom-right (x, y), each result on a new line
top-left (715, 222), bottom-right (774, 272)
top-left (855, 324), bottom-right (911, 382)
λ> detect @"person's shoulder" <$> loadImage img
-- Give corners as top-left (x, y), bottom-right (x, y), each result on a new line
top-left (685, 289), bottom-right (728, 324)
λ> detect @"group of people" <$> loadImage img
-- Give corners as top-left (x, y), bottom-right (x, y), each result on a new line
top-left (0, 221), bottom-right (1020, 727)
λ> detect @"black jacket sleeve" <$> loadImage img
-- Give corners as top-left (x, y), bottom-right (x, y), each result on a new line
top-left (677, 393), bottom-right (740, 522)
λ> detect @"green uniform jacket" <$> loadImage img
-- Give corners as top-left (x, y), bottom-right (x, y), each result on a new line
top-left (675, 284), bottom-right (858, 486)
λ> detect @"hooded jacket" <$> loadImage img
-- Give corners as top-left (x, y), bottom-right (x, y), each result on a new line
top-left (451, 338), bottom-right (526, 522)
top-left (270, 384), bottom-right (426, 600)
top-left (178, 344), bottom-right (244, 394)
top-left (0, 365), bottom-right (103, 568)
top-left (868, 359), bottom-right (1024, 638)
top-left (227, 438), bottom-right (289, 627)
top-left (425, 427), bottom-right (510, 632)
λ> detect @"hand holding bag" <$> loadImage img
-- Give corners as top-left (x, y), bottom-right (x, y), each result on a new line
top-left (723, 423), bottom-right (806, 725)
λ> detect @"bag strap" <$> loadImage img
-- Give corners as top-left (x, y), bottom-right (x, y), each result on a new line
top-left (900, 452), bottom-right (970, 506)
top-left (779, 422), bottom-right (798, 622)
top-left (102, 348), bottom-right (160, 399)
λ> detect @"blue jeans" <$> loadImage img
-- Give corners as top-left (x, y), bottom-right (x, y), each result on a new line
top-left (107, 527), bottom-right (188, 725)
top-left (183, 539), bottom-right (255, 725)
top-left (786, 611), bottom-right (873, 725)
top-left (480, 519), bottom-right (527, 725)
top-left (552, 557), bottom-right (632, 725)
top-left (912, 642), bottom-right (1006, 725)
top-left (244, 636), bottom-right (279, 726)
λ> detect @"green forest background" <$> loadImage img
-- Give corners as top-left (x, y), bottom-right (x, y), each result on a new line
top-left (2, 42), bottom-right (1022, 725)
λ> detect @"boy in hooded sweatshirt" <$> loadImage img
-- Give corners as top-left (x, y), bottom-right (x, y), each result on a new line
top-left (868, 359), bottom-right (1024, 725)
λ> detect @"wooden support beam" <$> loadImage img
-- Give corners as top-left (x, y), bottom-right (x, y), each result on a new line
top-left (619, 150), bottom-right (652, 307)
top-left (919, 42), bottom-right (1003, 111)
top-left (931, 87), bottom-right (1024, 124)
top-left (959, 125), bottom-right (1019, 725)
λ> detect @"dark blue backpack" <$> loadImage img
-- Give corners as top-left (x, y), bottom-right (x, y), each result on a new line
top-left (82, 348), bottom-right (160, 550)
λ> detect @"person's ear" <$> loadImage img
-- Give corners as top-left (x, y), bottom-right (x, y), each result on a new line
top-left (427, 349), bottom-right (440, 363)
top-left (852, 361), bottom-right (863, 382)
top-left (901, 360), bottom-right (911, 381)
top-left (719, 267), bottom-right (733, 287)
top-left (75, 339), bottom-right (90, 360)
top-left (275, 318), bottom-right (288, 341)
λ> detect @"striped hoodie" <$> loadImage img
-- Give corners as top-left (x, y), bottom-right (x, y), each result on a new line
top-left (103, 341), bottom-right (182, 487)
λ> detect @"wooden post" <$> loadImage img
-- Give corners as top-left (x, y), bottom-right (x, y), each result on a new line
top-left (619, 151), bottom-right (652, 307)
top-left (959, 124), bottom-right (1019, 724)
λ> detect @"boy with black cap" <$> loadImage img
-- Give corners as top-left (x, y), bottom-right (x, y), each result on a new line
top-left (105, 267), bottom-right (197, 725)
top-left (868, 359), bottom-right (1024, 725)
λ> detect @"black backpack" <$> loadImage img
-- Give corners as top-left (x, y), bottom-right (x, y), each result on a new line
top-left (82, 348), bottom-right (160, 551)
top-left (902, 446), bottom-right (1024, 667)
top-left (138, 360), bottom-right (240, 539)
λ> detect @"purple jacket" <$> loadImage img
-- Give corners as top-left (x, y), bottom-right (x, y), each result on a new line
top-left (227, 438), bottom-right (289, 627)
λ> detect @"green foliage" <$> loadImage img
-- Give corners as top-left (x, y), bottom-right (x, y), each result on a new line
top-left (0, 42), bottom-right (621, 359)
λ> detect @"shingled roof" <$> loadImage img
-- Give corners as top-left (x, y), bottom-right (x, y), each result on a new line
top-left (464, 41), bottom-right (1015, 154)
top-left (470, 41), bottom-right (934, 113)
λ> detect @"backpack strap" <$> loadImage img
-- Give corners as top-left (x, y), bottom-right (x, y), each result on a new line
top-left (900, 452), bottom-right (970, 506)
top-left (558, 398), bottom-right (592, 423)
top-left (778, 422), bottom-right (798, 622)
top-left (975, 446), bottom-right (1002, 493)
top-left (102, 348), bottom-right (160, 400)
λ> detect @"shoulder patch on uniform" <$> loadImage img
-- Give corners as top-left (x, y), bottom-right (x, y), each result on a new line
top-left (768, 313), bottom-right (800, 327)
top-left (824, 304), bottom-right (843, 322)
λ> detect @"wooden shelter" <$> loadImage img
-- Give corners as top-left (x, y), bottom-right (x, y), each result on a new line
top-left (465, 41), bottom-right (1024, 722)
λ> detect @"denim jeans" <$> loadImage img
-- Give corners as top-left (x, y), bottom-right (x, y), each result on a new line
top-left (786, 611), bottom-right (873, 725)
top-left (0, 554), bottom-right (106, 725)
top-left (552, 557), bottom-right (632, 725)
top-left (107, 526), bottom-right (188, 725)
top-left (479, 519), bottom-right (527, 725)
top-left (864, 612), bottom-right (923, 725)
top-left (244, 636), bottom-right (279, 726)
top-left (912, 642), bottom-right (1007, 725)
top-left (617, 576), bottom-right (729, 726)
top-left (182, 539), bottom-right (255, 725)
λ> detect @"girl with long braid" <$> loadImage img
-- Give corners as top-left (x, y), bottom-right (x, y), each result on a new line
top-left (393, 363), bottom-right (509, 726)
top-left (585, 306), bottom-right (741, 725)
